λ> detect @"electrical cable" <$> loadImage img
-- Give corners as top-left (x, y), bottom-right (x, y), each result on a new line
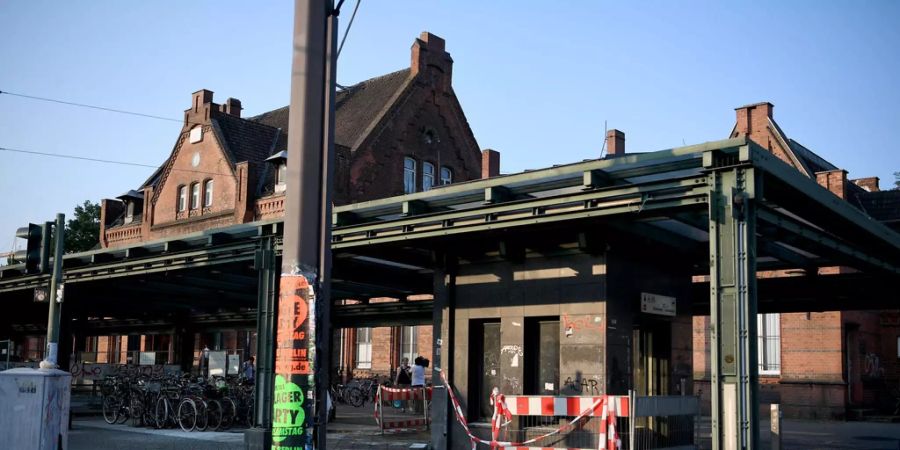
top-left (0, 146), bottom-right (232, 177)
top-left (0, 90), bottom-right (205, 126)
top-left (337, 0), bottom-right (361, 59)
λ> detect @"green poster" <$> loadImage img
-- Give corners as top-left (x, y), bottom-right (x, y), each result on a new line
top-left (272, 375), bottom-right (305, 444)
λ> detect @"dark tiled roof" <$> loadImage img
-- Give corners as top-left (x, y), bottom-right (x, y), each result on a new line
top-left (855, 190), bottom-right (900, 223)
top-left (787, 139), bottom-right (837, 174)
top-left (251, 68), bottom-right (412, 150)
top-left (212, 113), bottom-right (283, 166)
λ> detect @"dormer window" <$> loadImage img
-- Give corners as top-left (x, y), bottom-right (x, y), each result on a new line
top-left (266, 150), bottom-right (288, 194)
top-left (276, 164), bottom-right (287, 186)
top-left (117, 190), bottom-right (144, 225)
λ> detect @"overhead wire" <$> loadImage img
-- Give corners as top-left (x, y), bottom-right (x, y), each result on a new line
top-left (0, 90), bottom-right (212, 129)
top-left (0, 146), bottom-right (232, 177)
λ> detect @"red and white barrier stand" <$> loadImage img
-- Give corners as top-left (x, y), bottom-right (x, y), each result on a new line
top-left (374, 384), bottom-right (433, 434)
top-left (439, 369), bottom-right (627, 450)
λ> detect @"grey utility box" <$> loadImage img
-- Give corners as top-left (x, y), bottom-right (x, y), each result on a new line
top-left (0, 368), bottom-right (71, 450)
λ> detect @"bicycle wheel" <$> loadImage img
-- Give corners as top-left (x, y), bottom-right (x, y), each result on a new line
top-left (347, 387), bottom-right (365, 407)
top-left (116, 401), bottom-right (130, 424)
top-left (154, 396), bottom-right (169, 429)
top-left (206, 399), bottom-right (223, 431)
top-left (195, 400), bottom-right (210, 431)
top-left (219, 397), bottom-right (237, 430)
top-left (102, 396), bottom-right (119, 424)
top-left (177, 398), bottom-right (197, 432)
top-left (129, 397), bottom-right (143, 427)
top-left (244, 396), bottom-right (255, 428)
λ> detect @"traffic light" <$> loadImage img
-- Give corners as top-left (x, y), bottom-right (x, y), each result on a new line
top-left (13, 222), bottom-right (50, 274)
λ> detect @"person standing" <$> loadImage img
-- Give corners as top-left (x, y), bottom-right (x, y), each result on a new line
top-left (394, 357), bottom-right (412, 412)
top-left (411, 356), bottom-right (426, 414)
top-left (242, 356), bottom-right (255, 384)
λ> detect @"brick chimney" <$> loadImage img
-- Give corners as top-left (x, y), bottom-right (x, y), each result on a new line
top-left (851, 177), bottom-right (880, 192)
top-left (606, 129), bottom-right (625, 157)
top-left (221, 97), bottom-right (242, 118)
top-left (733, 102), bottom-right (774, 149)
top-left (411, 32), bottom-right (453, 92)
top-left (816, 169), bottom-right (848, 199)
top-left (482, 149), bottom-right (500, 179)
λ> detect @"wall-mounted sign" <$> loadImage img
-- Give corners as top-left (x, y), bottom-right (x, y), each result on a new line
top-left (139, 351), bottom-right (156, 365)
top-left (33, 287), bottom-right (49, 303)
top-left (640, 292), bottom-right (676, 316)
top-left (208, 351), bottom-right (227, 376)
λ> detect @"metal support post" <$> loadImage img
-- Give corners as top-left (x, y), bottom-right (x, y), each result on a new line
top-left (707, 157), bottom-right (759, 450)
top-left (253, 236), bottom-right (278, 436)
top-left (430, 254), bottom-right (456, 448)
top-left (267, 1), bottom-right (336, 449)
top-left (41, 213), bottom-right (65, 369)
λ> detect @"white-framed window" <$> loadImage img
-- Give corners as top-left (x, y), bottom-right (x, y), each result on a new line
top-left (276, 164), bottom-right (287, 185)
top-left (400, 326), bottom-right (418, 363)
top-left (403, 157), bottom-right (417, 194)
top-left (440, 167), bottom-right (452, 185)
top-left (356, 328), bottom-right (372, 369)
top-left (177, 186), bottom-right (187, 212)
top-left (758, 313), bottom-right (781, 375)
top-left (423, 162), bottom-right (435, 191)
top-left (190, 182), bottom-right (200, 210)
top-left (204, 180), bottom-right (214, 207)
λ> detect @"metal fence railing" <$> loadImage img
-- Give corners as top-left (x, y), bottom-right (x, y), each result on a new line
top-left (630, 395), bottom-right (700, 450)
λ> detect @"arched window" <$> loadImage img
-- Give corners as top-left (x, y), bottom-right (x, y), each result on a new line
top-left (423, 162), bottom-right (435, 191)
top-left (204, 179), bottom-right (214, 207)
top-left (440, 167), bottom-right (452, 185)
top-left (403, 157), bottom-right (416, 194)
top-left (177, 186), bottom-right (187, 212)
top-left (190, 182), bottom-right (200, 210)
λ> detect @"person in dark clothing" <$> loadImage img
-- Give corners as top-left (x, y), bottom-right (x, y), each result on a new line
top-left (394, 357), bottom-right (412, 411)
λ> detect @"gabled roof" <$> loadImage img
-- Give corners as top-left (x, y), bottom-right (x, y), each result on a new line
top-left (251, 68), bottom-right (413, 150)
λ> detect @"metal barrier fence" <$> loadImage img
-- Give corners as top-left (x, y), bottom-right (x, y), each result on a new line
top-left (374, 385), bottom-right (433, 434)
top-left (629, 395), bottom-right (700, 450)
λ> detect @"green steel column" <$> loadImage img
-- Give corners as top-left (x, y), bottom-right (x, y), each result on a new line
top-left (706, 153), bottom-right (759, 450)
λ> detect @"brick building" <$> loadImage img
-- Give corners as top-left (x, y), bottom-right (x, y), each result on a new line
top-left (90, 32), bottom-right (497, 379)
top-left (693, 102), bottom-right (900, 419)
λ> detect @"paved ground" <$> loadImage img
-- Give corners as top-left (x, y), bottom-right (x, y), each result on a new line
top-left (68, 403), bottom-right (900, 450)
top-left (70, 403), bottom-right (431, 450)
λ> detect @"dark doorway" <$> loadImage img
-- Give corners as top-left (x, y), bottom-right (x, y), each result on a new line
top-left (633, 320), bottom-right (671, 396)
top-left (468, 320), bottom-right (501, 420)
top-left (524, 317), bottom-right (560, 395)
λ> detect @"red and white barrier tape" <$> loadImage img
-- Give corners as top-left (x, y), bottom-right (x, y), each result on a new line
top-left (439, 370), bottom-right (621, 450)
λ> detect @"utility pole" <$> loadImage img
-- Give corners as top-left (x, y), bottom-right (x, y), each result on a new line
top-left (40, 214), bottom-right (65, 369)
top-left (268, 1), bottom-right (335, 449)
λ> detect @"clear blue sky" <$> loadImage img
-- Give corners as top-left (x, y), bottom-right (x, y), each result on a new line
top-left (2, 1), bottom-right (899, 254)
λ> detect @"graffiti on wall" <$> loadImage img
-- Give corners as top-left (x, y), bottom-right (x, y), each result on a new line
top-left (863, 352), bottom-right (884, 379)
top-left (68, 362), bottom-right (181, 382)
top-left (562, 314), bottom-right (603, 337)
top-left (563, 375), bottom-right (601, 395)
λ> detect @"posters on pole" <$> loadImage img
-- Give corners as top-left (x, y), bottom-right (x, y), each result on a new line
top-left (208, 351), bottom-right (227, 377)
